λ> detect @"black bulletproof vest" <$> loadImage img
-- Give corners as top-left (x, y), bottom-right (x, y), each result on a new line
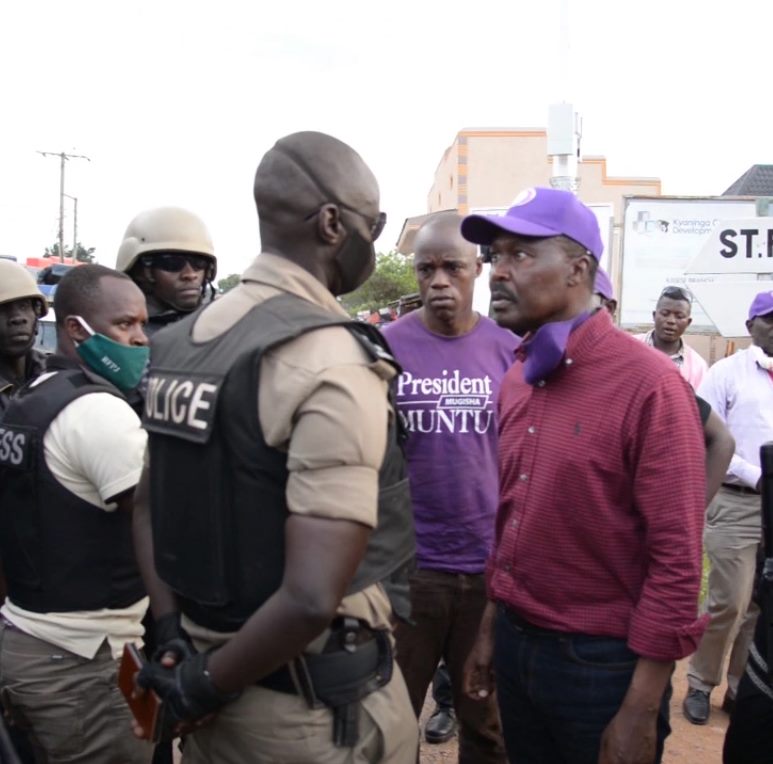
top-left (144, 293), bottom-right (415, 632)
top-left (0, 358), bottom-right (145, 612)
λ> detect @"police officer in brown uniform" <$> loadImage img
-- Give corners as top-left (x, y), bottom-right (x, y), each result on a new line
top-left (133, 131), bottom-right (418, 763)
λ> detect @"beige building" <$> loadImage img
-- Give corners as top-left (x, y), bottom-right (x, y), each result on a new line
top-left (399, 127), bottom-right (660, 286)
top-left (397, 128), bottom-right (745, 362)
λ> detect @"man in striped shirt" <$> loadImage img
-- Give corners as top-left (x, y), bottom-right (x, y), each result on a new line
top-left (461, 188), bottom-right (706, 764)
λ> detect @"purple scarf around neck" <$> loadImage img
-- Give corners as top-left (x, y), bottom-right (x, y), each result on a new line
top-left (521, 311), bottom-right (590, 384)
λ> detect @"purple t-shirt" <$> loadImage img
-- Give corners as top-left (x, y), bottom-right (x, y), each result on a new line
top-left (382, 312), bottom-right (519, 573)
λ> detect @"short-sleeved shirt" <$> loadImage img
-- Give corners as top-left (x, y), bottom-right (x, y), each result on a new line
top-left (188, 252), bottom-right (396, 636)
top-left (383, 311), bottom-right (518, 573)
top-left (1, 375), bottom-right (148, 659)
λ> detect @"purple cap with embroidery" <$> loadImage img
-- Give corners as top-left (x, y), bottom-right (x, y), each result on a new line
top-left (461, 187), bottom-right (604, 260)
top-left (748, 290), bottom-right (773, 320)
top-left (594, 267), bottom-right (615, 300)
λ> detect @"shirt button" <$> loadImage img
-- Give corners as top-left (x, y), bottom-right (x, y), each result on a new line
top-left (565, 358), bottom-right (574, 366)
top-left (537, 380), bottom-right (546, 387)
top-left (519, 473), bottom-right (528, 482)
top-left (527, 425), bottom-right (536, 434)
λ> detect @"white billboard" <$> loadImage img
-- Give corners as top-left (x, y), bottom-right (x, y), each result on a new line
top-left (684, 217), bottom-right (773, 336)
top-left (620, 197), bottom-right (756, 330)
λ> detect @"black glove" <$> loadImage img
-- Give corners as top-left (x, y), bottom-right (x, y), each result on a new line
top-left (151, 612), bottom-right (196, 664)
top-left (137, 650), bottom-right (240, 742)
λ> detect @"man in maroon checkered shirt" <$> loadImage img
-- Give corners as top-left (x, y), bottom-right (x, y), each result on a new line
top-left (461, 188), bottom-right (706, 764)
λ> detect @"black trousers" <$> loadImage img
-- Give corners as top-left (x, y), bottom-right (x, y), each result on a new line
top-left (432, 661), bottom-right (453, 709)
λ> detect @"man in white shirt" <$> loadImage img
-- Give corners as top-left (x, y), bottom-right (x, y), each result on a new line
top-left (684, 290), bottom-right (773, 725)
top-left (0, 264), bottom-right (151, 762)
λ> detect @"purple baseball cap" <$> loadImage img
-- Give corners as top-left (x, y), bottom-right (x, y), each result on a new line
top-left (594, 267), bottom-right (615, 300)
top-left (748, 290), bottom-right (773, 320)
top-left (461, 187), bottom-right (604, 260)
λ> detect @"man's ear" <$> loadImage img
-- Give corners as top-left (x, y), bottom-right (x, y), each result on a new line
top-left (746, 318), bottom-right (755, 336)
top-left (474, 256), bottom-right (483, 278)
top-left (316, 204), bottom-right (344, 246)
top-left (567, 254), bottom-right (592, 288)
top-left (63, 316), bottom-right (89, 344)
top-left (685, 316), bottom-right (693, 329)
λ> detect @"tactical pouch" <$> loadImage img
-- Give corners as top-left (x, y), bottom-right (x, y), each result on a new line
top-left (258, 620), bottom-right (393, 747)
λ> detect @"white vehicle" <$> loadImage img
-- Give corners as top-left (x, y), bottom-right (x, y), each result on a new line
top-left (34, 309), bottom-right (57, 355)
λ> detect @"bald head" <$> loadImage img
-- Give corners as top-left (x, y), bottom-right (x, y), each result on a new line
top-left (254, 131), bottom-right (380, 230)
top-left (413, 211), bottom-right (477, 262)
top-left (412, 211), bottom-right (482, 336)
top-left (252, 132), bottom-right (382, 296)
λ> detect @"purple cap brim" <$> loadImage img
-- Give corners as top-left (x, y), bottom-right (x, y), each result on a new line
top-left (461, 214), bottom-right (561, 246)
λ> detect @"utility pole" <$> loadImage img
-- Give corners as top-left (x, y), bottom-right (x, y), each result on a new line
top-left (64, 193), bottom-right (78, 260)
top-left (38, 151), bottom-right (90, 262)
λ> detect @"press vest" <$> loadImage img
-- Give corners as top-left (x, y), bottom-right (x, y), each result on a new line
top-left (144, 293), bottom-right (415, 632)
top-left (0, 358), bottom-right (145, 612)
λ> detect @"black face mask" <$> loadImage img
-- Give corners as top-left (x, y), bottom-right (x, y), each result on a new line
top-left (334, 228), bottom-right (375, 295)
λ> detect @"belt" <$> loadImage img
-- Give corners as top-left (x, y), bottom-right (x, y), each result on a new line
top-left (722, 483), bottom-right (760, 496)
top-left (499, 605), bottom-right (568, 638)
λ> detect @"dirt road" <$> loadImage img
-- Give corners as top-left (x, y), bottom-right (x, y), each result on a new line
top-left (419, 659), bottom-right (730, 763)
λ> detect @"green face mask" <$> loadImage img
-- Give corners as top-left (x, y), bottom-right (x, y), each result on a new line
top-left (74, 317), bottom-right (149, 392)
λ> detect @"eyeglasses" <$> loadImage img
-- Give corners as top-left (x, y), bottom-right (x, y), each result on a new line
top-left (144, 253), bottom-right (211, 273)
top-left (304, 205), bottom-right (386, 241)
top-left (659, 286), bottom-right (692, 304)
top-left (276, 143), bottom-right (386, 241)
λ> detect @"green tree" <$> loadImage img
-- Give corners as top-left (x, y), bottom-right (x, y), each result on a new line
top-left (217, 273), bottom-right (241, 294)
top-left (339, 251), bottom-right (417, 316)
top-left (43, 242), bottom-right (96, 263)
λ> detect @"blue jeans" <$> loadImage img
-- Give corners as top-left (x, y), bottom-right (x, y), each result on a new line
top-left (493, 606), bottom-right (671, 764)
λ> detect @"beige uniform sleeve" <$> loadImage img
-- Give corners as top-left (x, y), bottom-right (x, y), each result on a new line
top-left (259, 326), bottom-right (392, 529)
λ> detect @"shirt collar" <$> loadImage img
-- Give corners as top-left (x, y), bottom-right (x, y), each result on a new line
top-left (517, 312), bottom-right (590, 384)
top-left (644, 329), bottom-right (684, 363)
top-left (750, 343), bottom-right (773, 370)
top-left (241, 252), bottom-right (349, 319)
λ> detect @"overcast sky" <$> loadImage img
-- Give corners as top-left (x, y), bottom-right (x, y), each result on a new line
top-left (0, 0), bottom-right (768, 277)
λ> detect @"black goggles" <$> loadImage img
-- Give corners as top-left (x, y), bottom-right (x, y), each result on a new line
top-left (144, 253), bottom-right (212, 273)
